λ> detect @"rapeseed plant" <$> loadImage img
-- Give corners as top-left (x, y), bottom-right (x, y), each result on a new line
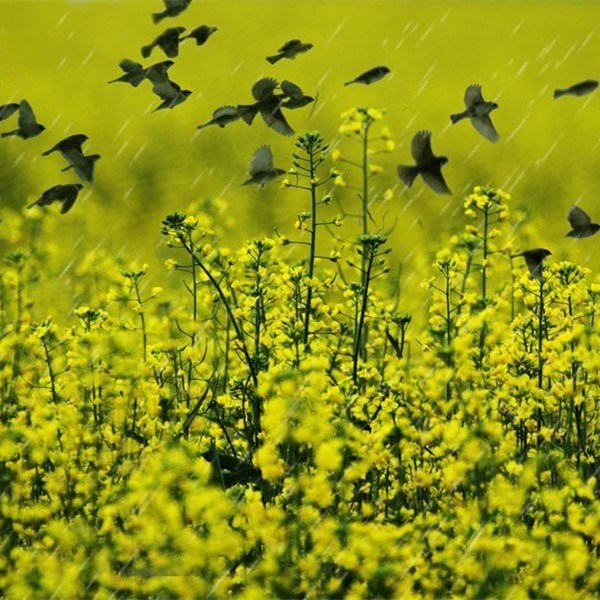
top-left (1, 116), bottom-right (599, 598)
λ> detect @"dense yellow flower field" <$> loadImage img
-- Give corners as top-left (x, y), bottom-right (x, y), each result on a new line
top-left (0, 1), bottom-right (599, 598)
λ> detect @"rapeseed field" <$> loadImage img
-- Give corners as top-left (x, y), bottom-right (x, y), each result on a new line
top-left (0, 1), bottom-right (599, 598)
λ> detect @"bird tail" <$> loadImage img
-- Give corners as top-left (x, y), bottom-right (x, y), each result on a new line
top-left (41, 148), bottom-right (54, 156)
top-left (152, 12), bottom-right (165, 25)
top-left (450, 112), bottom-right (466, 124)
top-left (397, 165), bottom-right (419, 188)
top-left (344, 80), bottom-right (355, 86)
top-left (266, 54), bottom-right (282, 64)
top-left (237, 104), bottom-right (259, 125)
top-left (141, 45), bottom-right (153, 59)
top-left (27, 200), bottom-right (39, 209)
top-left (1, 130), bottom-right (17, 138)
top-left (553, 88), bottom-right (564, 99)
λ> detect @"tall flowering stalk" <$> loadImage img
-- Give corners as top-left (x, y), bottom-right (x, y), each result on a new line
top-left (333, 107), bottom-right (395, 283)
top-left (463, 186), bottom-right (510, 304)
top-left (283, 131), bottom-right (339, 346)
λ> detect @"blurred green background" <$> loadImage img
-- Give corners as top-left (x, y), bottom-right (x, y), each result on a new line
top-left (0, 1), bottom-right (598, 318)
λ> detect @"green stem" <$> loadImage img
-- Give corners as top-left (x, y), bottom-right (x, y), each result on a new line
top-left (352, 248), bottom-right (375, 385)
top-left (303, 150), bottom-right (317, 347)
top-left (42, 339), bottom-right (58, 402)
top-left (481, 205), bottom-right (489, 302)
top-left (133, 283), bottom-right (147, 362)
top-left (188, 247), bottom-right (258, 388)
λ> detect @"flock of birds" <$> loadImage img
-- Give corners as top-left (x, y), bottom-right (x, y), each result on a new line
top-left (1, 0), bottom-right (598, 281)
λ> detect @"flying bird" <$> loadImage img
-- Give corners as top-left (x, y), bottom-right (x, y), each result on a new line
top-left (237, 78), bottom-right (294, 137)
top-left (397, 130), bottom-right (451, 195)
top-left (152, 80), bottom-right (192, 111)
top-left (28, 184), bottom-right (84, 214)
top-left (141, 27), bottom-right (186, 59)
top-left (1, 100), bottom-right (45, 139)
top-left (566, 206), bottom-right (600, 238)
top-left (42, 134), bottom-right (88, 158)
top-left (450, 84), bottom-right (500, 142)
top-left (152, 0), bottom-right (192, 24)
top-left (181, 25), bottom-right (217, 46)
top-left (197, 106), bottom-right (241, 130)
top-left (62, 154), bottom-right (101, 183)
top-left (108, 59), bottom-right (147, 87)
top-left (0, 103), bottom-right (20, 122)
top-left (109, 59), bottom-right (174, 88)
top-left (511, 249), bottom-right (552, 281)
top-left (42, 135), bottom-right (100, 183)
top-left (266, 40), bottom-right (313, 64)
top-left (344, 65), bottom-right (390, 86)
top-left (279, 80), bottom-right (314, 109)
top-left (242, 146), bottom-right (286, 187)
top-left (554, 79), bottom-right (598, 99)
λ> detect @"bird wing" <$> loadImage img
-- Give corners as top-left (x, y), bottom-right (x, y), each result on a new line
top-left (0, 103), bottom-right (20, 121)
top-left (411, 130), bottom-right (434, 163)
top-left (568, 205), bottom-right (592, 228)
top-left (61, 191), bottom-right (78, 214)
top-left (214, 106), bottom-right (239, 119)
top-left (119, 59), bottom-right (143, 73)
top-left (524, 254), bottom-right (543, 279)
top-left (260, 106), bottom-right (294, 136)
top-left (278, 39), bottom-right (300, 52)
top-left (41, 185), bottom-right (63, 204)
top-left (147, 60), bottom-right (174, 77)
top-left (471, 114), bottom-right (499, 142)
top-left (280, 80), bottom-right (303, 99)
top-left (165, 0), bottom-right (189, 9)
top-left (63, 134), bottom-right (88, 151)
top-left (248, 145), bottom-right (274, 176)
top-left (61, 147), bottom-right (87, 167)
top-left (252, 78), bottom-right (278, 101)
top-left (152, 78), bottom-right (180, 100)
top-left (157, 28), bottom-right (185, 57)
top-left (464, 84), bottom-right (484, 108)
top-left (421, 165), bottom-right (452, 195)
top-left (18, 100), bottom-right (37, 129)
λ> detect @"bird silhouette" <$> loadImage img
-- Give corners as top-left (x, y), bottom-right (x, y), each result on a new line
top-left (554, 79), bottom-right (598, 99)
top-left (109, 59), bottom-right (174, 88)
top-left (237, 78), bottom-right (294, 136)
top-left (242, 146), bottom-right (286, 187)
top-left (451, 84), bottom-right (500, 142)
top-left (142, 27), bottom-right (186, 59)
top-left (512, 249), bottom-right (552, 280)
top-left (197, 106), bottom-right (240, 130)
top-left (397, 130), bottom-right (451, 195)
top-left (266, 40), bottom-right (313, 64)
top-left (566, 206), bottom-right (600, 238)
top-left (28, 184), bottom-right (84, 214)
top-left (152, 0), bottom-right (192, 24)
top-left (152, 80), bottom-right (191, 111)
top-left (279, 80), bottom-right (314, 109)
top-left (108, 59), bottom-right (147, 87)
top-left (1, 100), bottom-right (45, 139)
top-left (345, 66), bottom-right (390, 86)
top-left (181, 25), bottom-right (217, 46)
top-left (42, 134), bottom-right (88, 158)
top-left (42, 135), bottom-right (100, 183)
top-left (61, 154), bottom-right (101, 183)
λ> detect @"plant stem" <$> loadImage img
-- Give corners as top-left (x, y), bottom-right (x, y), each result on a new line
top-left (303, 150), bottom-right (317, 347)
